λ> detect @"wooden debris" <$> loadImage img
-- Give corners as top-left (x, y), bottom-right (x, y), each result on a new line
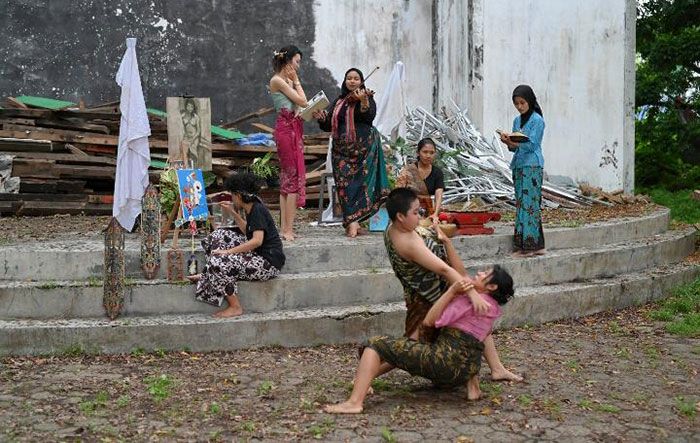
top-left (0, 95), bottom-right (332, 216)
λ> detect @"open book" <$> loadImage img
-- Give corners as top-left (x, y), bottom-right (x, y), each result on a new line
top-left (495, 129), bottom-right (529, 143)
top-left (298, 90), bottom-right (330, 122)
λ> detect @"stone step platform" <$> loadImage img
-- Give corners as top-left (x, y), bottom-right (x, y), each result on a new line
top-left (0, 209), bottom-right (670, 281)
top-left (1, 227), bottom-right (695, 319)
top-left (2, 262), bottom-right (697, 356)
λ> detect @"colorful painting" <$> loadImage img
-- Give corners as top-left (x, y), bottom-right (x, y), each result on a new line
top-left (176, 169), bottom-right (209, 225)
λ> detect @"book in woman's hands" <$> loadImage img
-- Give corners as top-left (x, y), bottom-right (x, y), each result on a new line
top-left (496, 129), bottom-right (530, 143)
top-left (299, 90), bottom-right (330, 121)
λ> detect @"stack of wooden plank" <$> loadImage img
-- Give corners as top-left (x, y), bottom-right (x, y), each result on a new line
top-left (0, 96), bottom-right (331, 215)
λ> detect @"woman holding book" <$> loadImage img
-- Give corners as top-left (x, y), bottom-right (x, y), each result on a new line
top-left (499, 84), bottom-right (546, 257)
top-left (269, 45), bottom-right (308, 241)
top-left (314, 68), bottom-right (390, 237)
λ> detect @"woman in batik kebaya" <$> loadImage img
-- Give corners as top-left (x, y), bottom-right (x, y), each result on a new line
top-left (314, 68), bottom-right (390, 238)
top-left (500, 84), bottom-right (546, 257)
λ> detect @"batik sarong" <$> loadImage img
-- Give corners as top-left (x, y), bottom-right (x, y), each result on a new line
top-left (368, 328), bottom-right (483, 388)
top-left (513, 166), bottom-right (545, 251)
top-left (331, 127), bottom-right (390, 227)
top-left (195, 228), bottom-right (279, 307)
top-left (274, 108), bottom-right (306, 207)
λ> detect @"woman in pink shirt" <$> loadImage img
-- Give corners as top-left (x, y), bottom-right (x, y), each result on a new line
top-left (325, 265), bottom-right (514, 414)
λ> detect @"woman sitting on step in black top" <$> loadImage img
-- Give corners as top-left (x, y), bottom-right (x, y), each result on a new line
top-left (191, 172), bottom-right (285, 317)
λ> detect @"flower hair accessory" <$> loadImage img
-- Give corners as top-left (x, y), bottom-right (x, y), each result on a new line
top-left (273, 50), bottom-right (287, 59)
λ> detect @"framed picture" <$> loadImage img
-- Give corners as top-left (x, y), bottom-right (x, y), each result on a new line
top-left (176, 169), bottom-right (209, 225)
top-left (167, 97), bottom-right (212, 171)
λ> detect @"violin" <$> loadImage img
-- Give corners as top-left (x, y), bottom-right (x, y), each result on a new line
top-left (346, 65), bottom-right (380, 104)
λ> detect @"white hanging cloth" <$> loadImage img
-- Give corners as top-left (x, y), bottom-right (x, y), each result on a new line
top-left (374, 61), bottom-right (406, 141)
top-left (113, 37), bottom-right (151, 231)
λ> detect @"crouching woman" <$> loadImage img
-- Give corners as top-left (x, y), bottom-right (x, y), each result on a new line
top-left (324, 265), bottom-right (514, 413)
top-left (193, 172), bottom-right (285, 317)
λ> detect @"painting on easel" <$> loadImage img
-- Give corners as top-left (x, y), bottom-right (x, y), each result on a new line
top-left (176, 169), bottom-right (209, 225)
top-left (166, 97), bottom-right (212, 171)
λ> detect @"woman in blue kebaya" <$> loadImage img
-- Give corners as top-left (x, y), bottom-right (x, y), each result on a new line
top-left (500, 85), bottom-right (545, 257)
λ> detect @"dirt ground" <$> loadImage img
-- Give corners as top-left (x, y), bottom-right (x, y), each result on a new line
top-left (0, 202), bottom-right (664, 245)
top-left (1, 304), bottom-right (698, 442)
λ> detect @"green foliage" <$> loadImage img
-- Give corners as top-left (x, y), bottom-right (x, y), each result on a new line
top-left (145, 374), bottom-right (174, 401)
top-left (635, 0), bottom-right (700, 190)
top-left (649, 277), bottom-right (700, 337)
top-left (250, 152), bottom-right (279, 179)
top-left (644, 188), bottom-right (700, 223)
top-left (257, 380), bottom-right (275, 397)
top-left (675, 396), bottom-right (698, 418)
top-left (380, 426), bottom-right (396, 442)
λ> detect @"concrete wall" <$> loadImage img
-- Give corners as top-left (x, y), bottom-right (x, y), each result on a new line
top-left (313, 0), bottom-right (433, 110)
top-left (0, 0), bottom-right (341, 131)
top-left (0, 0), bottom-right (635, 191)
top-left (475, 0), bottom-right (635, 192)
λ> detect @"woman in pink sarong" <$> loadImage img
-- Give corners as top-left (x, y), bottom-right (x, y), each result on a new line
top-left (269, 45), bottom-right (308, 241)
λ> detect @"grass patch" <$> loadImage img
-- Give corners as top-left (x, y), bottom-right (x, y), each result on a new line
top-left (145, 374), bottom-right (174, 401)
top-left (595, 403), bottom-right (621, 414)
top-left (79, 390), bottom-right (109, 415)
top-left (645, 188), bottom-right (700, 224)
top-left (649, 277), bottom-right (700, 337)
top-left (675, 396), bottom-right (697, 418)
top-left (380, 426), bottom-right (396, 442)
top-left (257, 380), bottom-right (275, 397)
top-left (307, 418), bottom-right (335, 439)
top-left (517, 394), bottom-right (533, 407)
top-left (37, 281), bottom-right (59, 289)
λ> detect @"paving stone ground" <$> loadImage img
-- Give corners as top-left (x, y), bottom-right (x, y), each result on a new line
top-left (1, 304), bottom-right (697, 442)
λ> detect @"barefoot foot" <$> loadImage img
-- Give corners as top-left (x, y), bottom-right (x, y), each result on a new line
top-left (533, 248), bottom-right (546, 256)
top-left (213, 307), bottom-right (243, 318)
top-left (323, 401), bottom-right (363, 414)
top-left (186, 274), bottom-right (201, 283)
top-left (490, 368), bottom-right (523, 382)
top-left (467, 379), bottom-right (482, 401)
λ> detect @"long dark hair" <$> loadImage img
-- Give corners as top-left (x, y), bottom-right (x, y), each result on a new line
top-left (272, 45), bottom-right (302, 73)
top-left (512, 84), bottom-right (543, 128)
top-left (224, 172), bottom-right (261, 204)
top-left (417, 137), bottom-right (436, 155)
top-left (340, 67), bottom-right (365, 98)
top-left (486, 265), bottom-right (515, 305)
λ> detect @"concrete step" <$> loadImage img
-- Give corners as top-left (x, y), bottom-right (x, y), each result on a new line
top-left (1, 227), bottom-right (695, 319)
top-left (0, 209), bottom-right (670, 281)
top-left (2, 261), bottom-right (697, 356)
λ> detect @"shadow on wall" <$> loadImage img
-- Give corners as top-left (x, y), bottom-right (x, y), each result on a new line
top-left (0, 0), bottom-right (340, 130)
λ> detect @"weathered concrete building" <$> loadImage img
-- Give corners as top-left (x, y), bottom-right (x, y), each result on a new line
top-left (0, 0), bottom-right (635, 191)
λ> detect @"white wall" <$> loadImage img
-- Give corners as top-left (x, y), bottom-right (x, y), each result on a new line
top-left (311, 0), bottom-right (635, 192)
top-left (312, 0), bottom-right (433, 110)
top-left (478, 0), bottom-right (635, 192)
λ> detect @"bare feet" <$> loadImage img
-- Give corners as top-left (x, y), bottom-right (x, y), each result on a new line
top-left (490, 368), bottom-right (523, 382)
top-left (323, 401), bottom-right (363, 414)
top-left (282, 232), bottom-right (295, 242)
top-left (467, 376), bottom-right (482, 401)
top-left (533, 248), bottom-right (546, 256)
top-left (346, 226), bottom-right (358, 238)
top-left (511, 250), bottom-right (534, 258)
top-left (186, 274), bottom-right (201, 283)
top-left (213, 306), bottom-right (243, 318)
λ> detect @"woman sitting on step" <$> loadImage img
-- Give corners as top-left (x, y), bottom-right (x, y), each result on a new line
top-left (325, 265), bottom-right (515, 413)
top-left (190, 172), bottom-right (285, 317)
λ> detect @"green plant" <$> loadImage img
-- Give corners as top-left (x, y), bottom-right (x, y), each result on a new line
top-left (649, 277), bottom-right (700, 337)
top-left (380, 426), bottom-right (396, 442)
top-left (240, 421), bottom-right (256, 432)
top-left (145, 374), bottom-right (174, 401)
top-left (308, 418), bottom-right (335, 439)
top-left (645, 189), bottom-right (700, 224)
top-left (257, 380), bottom-right (275, 397)
top-left (250, 152), bottom-right (279, 179)
top-left (675, 396), bottom-right (697, 418)
top-left (116, 395), bottom-right (130, 408)
top-left (209, 402), bottom-right (222, 415)
top-left (518, 394), bottom-right (533, 407)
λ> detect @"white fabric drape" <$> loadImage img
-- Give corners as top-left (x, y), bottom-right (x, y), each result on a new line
top-left (113, 37), bottom-right (151, 231)
top-left (374, 61), bottom-right (406, 141)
